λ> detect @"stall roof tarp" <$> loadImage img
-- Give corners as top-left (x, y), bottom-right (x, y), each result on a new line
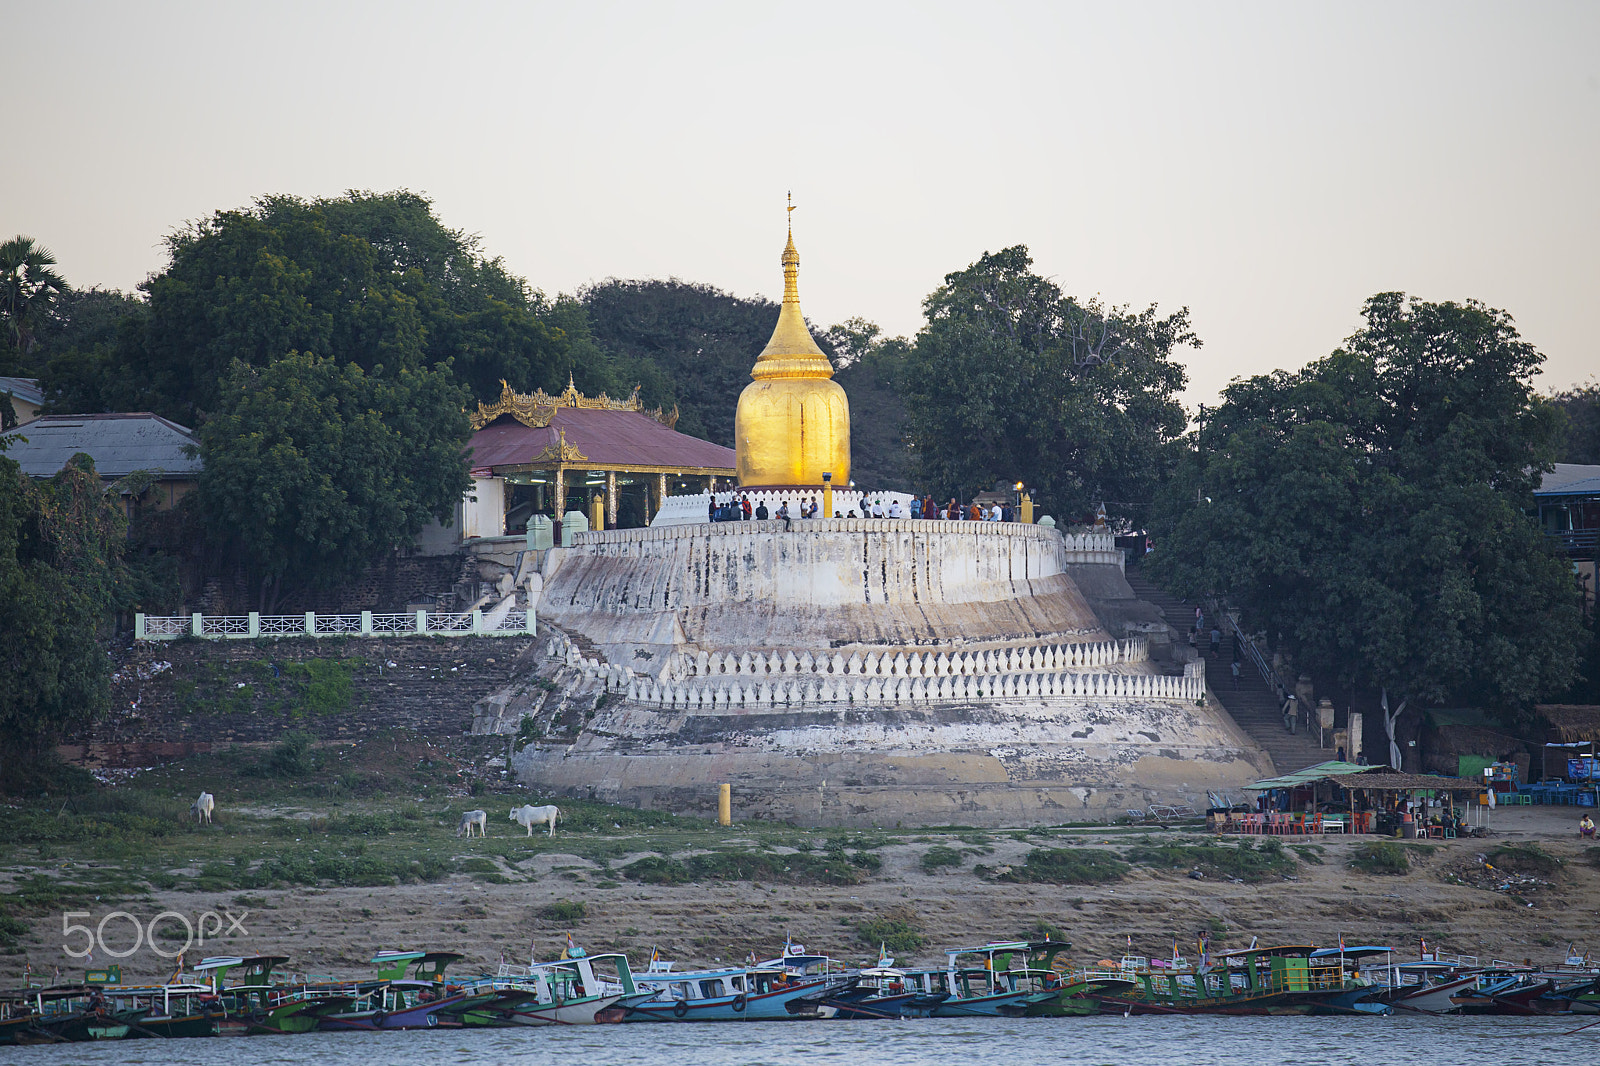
top-left (1326, 773), bottom-right (1477, 792)
top-left (1246, 761), bottom-right (1377, 790)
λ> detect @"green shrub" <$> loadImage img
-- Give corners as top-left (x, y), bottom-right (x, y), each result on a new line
top-left (920, 845), bottom-right (965, 874)
top-left (1350, 841), bottom-right (1409, 875)
top-left (0, 907), bottom-right (27, 948)
top-left (620, 849), bottom-right (870, 886)
top-left (854, 910), bottom-right (927, 955)
top-left (999, 848), bottom-right (1128, 884)
top-left (267, 731), bottom-right (320, 778)
top-left (1488, 844), bottom-right (1560, 876)
top-left (1125, 841), bottom-right (1295, 883)
top-left (539, 899), bottom-right (587, 921)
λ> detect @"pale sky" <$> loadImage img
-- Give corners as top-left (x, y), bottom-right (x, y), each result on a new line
top-left (8, 1), bottom-right (1597, 412)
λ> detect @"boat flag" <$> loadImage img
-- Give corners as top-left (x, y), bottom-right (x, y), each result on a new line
top-left (1419, 937), bottom-right (1427, 959)
top-left (1338, 933), bottom-right (1346, 953)
top-left (561, 933), bottom-right (575, 960)
top-left (168, 951), bottom-right (185, 984)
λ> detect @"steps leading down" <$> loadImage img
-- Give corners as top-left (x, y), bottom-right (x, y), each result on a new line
top-left (1124, 566), bottom-right (1328, 777)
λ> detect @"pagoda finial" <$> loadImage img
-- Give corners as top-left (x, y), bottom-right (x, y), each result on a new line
top-left (782, 193), bottom-right (800, 304)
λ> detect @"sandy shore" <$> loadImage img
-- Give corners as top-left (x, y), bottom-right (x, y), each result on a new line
top-left (3, 804), bottom-right (1594, 985)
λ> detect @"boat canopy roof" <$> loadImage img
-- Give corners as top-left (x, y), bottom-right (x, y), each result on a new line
top-left (1310, 946), bottom-right (1393, 959)
top-left (1217, 944), bottom-right (1316, 959)
top-left (193, 954), bottom-right (290, 972)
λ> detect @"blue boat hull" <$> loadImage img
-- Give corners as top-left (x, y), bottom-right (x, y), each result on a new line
top-left (626, 984), bottom-right (827, 1022)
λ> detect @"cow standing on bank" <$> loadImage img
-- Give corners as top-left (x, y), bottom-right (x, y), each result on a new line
top-left (457, 810), bottom-right (488, 838)
top-left (191, 792), bottom-right (215, 825)
top-left (510, 804), bottom-right (560, 837)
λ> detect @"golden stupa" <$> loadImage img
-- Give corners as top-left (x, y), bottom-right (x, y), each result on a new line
top-left (734, 202), bottom-right (851, 488)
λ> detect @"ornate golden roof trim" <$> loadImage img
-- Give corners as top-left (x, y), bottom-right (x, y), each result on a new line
top-left (470, 376), bottom-right (679, 430)
top-left (529, 427), bottom-right (589, 465)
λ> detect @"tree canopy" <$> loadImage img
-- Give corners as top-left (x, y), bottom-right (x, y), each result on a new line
top-left (43, 191), bottom-right (603, 423)
top-left (899, 246), bottom-right (1193, 521)
top-left (1150, 293), bottom-right (1582, 722)
top-left (0, 448), bottom-right (128, 759)
top-left (0, 236), bottom-right (69, 372)
top-left (197, 353), bottom-right (471, 610)
top-left (1551, 382), bottom-right (1600, 464)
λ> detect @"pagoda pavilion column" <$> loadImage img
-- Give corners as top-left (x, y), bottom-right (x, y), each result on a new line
top-left (553, 467), bottom-right (566, 517)
top-left (657, 474), bottom-right (668, 516)
top-left (606, 471), bottom-right (618, 529)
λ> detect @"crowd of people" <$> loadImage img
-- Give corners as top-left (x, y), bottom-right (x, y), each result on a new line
top-left (707, 493), bottom-right (1022, 523)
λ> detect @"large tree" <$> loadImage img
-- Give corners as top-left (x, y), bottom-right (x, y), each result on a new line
top-left (0, 235), bottom-right (69, 372)
top-left (899, 246), bottom-right (1194, 521)
top-left (58, 191), bottom-right (602, 424)
top-left (197, 353), bottom-right (472, 610)
top-left (1150, 293), bottom-right (1582, 730)
top-left (1551, 382), bottom-right (1600, 464)
top-left (0, 448), bottom-right (128, 762)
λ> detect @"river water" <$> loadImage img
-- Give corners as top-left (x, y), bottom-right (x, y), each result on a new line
top-left (4, 1014), bottom-right (1599, 1066)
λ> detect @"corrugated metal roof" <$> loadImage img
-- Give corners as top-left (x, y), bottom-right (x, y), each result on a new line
top-left (468, 409), bottom-right (736, 472)
top-left (0, 377), bottom-right (44, 406)
top-left (1537, 463), bottom-right (1600, 498)
top-left (1246, 761), bottom-right (1378, 790)
top-left (2, 413), bottom-right (201, 479)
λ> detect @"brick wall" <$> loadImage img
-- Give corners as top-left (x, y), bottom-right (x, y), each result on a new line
top-left (66, 635), bottom-right (534, 767)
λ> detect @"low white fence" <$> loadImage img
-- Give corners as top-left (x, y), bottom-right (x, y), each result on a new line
top-left (135, 610), bottom-right (535, 640)
top-left (543, 630), bottom-right (1205, 710)
top-left (626, 663), bottom-right (1205, 710)
top-left (667, 637), bottom-right (1149, 682)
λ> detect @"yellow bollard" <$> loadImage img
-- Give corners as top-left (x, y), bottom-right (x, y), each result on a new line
top-left (718, 783), bottom-right (731, 826)
top-left (1020, 493), bottom-right (1034, 524)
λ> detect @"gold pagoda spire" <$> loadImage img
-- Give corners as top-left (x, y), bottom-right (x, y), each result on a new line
top-left (734, 197), bottom-right (851, 488)
top-left (751, 193), bottom-right (831, 378)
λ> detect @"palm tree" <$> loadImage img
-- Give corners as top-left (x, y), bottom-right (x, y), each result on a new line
top-left (0, 235), bottom-right (69, 360)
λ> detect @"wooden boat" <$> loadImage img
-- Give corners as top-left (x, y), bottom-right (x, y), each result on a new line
top-left (316, 951), bottom-right (498, 1030)
top-left (1450, 971), bottom-right (1556, 1015)
top-left (1079, 944), bottom-right (1384, 1015)
top-left (0, 986), bottom-right (147, 1043)
top-left (459, 950), bottom-right (649, 1026)
top-left (823, 947), bottom-right (950, 1019)
top-left (627, 944), bottom-right (853, 1022)
top-left (102, 982), bottom-right (226, 1037)
top-left (191, 954), bottom-right (354, 1035)
top-left (920, 943), bottom-right (1059, 1017)
top-left (1380, 962), bottom-right (1477, 1014)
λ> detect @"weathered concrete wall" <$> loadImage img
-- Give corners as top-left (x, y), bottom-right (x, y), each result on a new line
top-left (512, 694), bottom-right (1271, 826)
top-left (541, 521), bottom-right (1112, 655)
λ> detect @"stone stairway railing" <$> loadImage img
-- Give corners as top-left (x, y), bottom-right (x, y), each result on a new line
top-left (628, 660), bottom-right (1205, 710)
top-left (541, 630), bottom-right (1203, 709)
top-left (666, 637), bottom-right (1148, 682)
top-left (136, 609), bottom-right (534, 640)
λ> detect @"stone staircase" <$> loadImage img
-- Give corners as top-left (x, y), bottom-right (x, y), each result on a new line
top-left (1125, 565), bottom-right (1328, 777)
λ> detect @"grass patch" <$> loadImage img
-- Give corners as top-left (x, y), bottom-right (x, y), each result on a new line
top-left (995, 848), bottom-right (1128, 884)
top-left (621, 849), bottom-right (871, 886)
top-left (1350, 841), bottom-right (1410, 875)
top-left (920, 845), bottom-right (965, 874)
top-left (1126, 839), bottom-right (1296, 883)
top-left (854, 907), bottom-right (927, 955)
top-left (1487, 844), bottom-right (1561, 876)
top-left (539, 899), bottom-right (587, 921)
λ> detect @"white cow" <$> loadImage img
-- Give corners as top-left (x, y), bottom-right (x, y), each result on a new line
top-left (510, 804), bottom-right (560, 838)
top-left (191, 792), bottom-right (215, 825)
top-left (457, 809), bottom-right (488, 838)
